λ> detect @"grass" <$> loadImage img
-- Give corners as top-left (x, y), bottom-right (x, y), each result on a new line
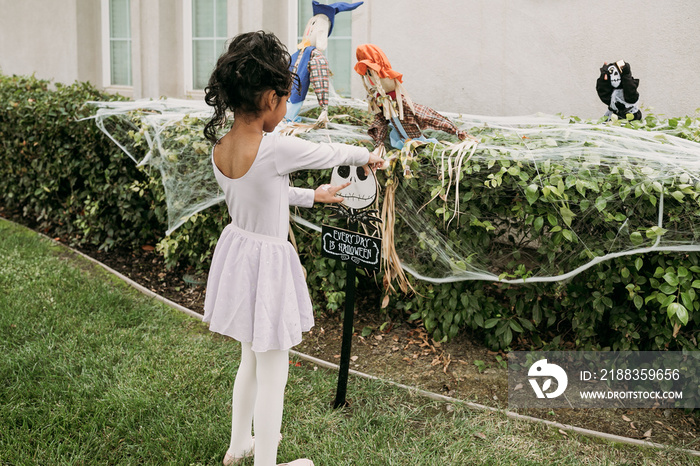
top-left (0, 218), bottom-right (696, 465)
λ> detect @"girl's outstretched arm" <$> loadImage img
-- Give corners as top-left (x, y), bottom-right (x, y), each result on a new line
top-left (274, 135), bottom-right (370, 175)
top-left (288, 187), bottom-right (315, 208)
top-left (288, 182), bottom-right (353, 207)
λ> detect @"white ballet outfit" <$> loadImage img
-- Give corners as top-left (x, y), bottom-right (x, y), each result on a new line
top-left (203, 133), bottom-right (370, 352)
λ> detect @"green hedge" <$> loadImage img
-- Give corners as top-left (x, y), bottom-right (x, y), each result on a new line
top-left (288, 112), bottom-right (700, 355)
top-left (1, 73), bottom-right (698, 360)
top-left (0, 74), bottom-right (167, 250)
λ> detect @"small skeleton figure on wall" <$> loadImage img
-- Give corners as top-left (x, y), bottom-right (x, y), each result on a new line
top-left (596, 60), bottom-right (642, 121)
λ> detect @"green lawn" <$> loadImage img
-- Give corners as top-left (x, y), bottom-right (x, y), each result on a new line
top-left (0, 218), bottom-right (695, 465)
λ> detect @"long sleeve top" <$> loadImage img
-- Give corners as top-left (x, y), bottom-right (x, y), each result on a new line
top-left (212, 134), bottom-right (369, 239)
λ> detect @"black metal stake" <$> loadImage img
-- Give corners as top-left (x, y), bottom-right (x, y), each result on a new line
top-left (333, 220), bottom-right (357, 408)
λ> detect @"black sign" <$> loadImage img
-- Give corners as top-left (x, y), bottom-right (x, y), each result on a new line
top-left (321, 225), bottom-right (381, 271)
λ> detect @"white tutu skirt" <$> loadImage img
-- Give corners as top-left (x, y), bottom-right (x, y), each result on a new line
top-left (203, 224), bottom-right (314, 352)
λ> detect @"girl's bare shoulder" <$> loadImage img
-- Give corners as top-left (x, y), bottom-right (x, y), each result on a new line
top-left (213, 131), bottom-right (264, 180)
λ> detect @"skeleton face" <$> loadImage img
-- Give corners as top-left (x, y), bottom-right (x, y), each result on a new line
top-left (330, 165), bottom-right (377, 210)
top-left (607, 64), bottom-right (621, 88)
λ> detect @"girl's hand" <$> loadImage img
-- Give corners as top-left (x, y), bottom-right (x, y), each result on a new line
top-left (363, 146), bottom-right (387, 175)
top-left (313, 108), bottom-right (330, 129)
top-left (314, 182), bottom-right (351, 204)
top-left (372, 144), bottom-right (386, 159)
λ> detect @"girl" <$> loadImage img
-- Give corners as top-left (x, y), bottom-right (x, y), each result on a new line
top-left (202, 31), bottom-right (384, 466)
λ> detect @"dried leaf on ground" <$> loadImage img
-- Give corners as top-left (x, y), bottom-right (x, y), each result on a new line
top-left (381, 294), bottom-right (390, 309)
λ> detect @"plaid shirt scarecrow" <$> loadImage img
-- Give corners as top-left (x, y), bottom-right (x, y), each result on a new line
top-left (355, 44), bottom-right (468, 148)
top-left (308, 48), bottom-right (330, 109)
top-left (368, 94), bottom-right (468, 146)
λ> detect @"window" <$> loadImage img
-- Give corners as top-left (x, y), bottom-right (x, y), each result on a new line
top-left (102, 0), bottom-right (132, 87)
top-left (297, 1), bottom-right (353, 96)
top-left (187, 0), bottom-right (228, 91)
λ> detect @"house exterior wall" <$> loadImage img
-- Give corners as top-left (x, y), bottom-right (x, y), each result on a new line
top-left (0, 0), bottom-right (82, 85)
top-left (76, 0), bottom-right (102, 87)
top-left (361, 0), bottom-right (700, 119)
top-left (132, 0), bottom-right (184, 99)
top-left (0, 0), bottom-right (698, 119)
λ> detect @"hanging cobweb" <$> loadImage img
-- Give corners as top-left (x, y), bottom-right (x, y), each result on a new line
top-left (84, 99), bottom-right (224, 235)
top-left (85, 95), bottom-right (700, 284)
top-left (383, 114), bottom-right (700, 283)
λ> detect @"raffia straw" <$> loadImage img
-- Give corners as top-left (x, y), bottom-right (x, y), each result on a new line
top-left (446, 139), bottom-right (478, 229)
top-left (393, 78), bottom-right (404, 120)
top-left (363, 71), bottom-right (383, 116)
top-left (365, 70), bottom-right (401, 121)
top-left (361, 74), bottom-right (381, 115)
top-left (278, 121), bottom-right (316, 137)
top-left (380, 179), bottom-right (413, 294)
top-left (395, 81), bottom-right (416, 116)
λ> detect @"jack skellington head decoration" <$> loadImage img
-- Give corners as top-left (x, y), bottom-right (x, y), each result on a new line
top-left (329, 164), bottom-right (381, 226)
top-left (331, 165), bottom-right (377, 210)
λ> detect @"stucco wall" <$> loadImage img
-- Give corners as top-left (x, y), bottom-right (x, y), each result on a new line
top-left (360, 0), bottom-right (700, 118)
top-left (0, 0), bottom-right (81, 85)
top-left (76, 0), bottom-right (102, 86)
top-left (133, 0), bottom-right (184, 98)
top-left (1, 0), bottom-right (698, 119)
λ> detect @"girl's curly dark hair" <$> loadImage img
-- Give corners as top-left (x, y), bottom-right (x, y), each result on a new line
top-left (203, 31), bottom-right (294, 144)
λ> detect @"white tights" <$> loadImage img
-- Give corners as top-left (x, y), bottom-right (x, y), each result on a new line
top-left (229, 341), bottom-right (289, 466)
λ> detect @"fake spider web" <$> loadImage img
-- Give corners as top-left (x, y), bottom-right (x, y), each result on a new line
top-left (86, 95), bottom-right (700, 284)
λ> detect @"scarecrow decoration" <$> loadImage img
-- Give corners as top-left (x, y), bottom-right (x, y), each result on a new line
top-left (285, 1), bottom-right (364, 128)
top-left (596, 60), bottom-right (642, 121)
top-left (354, 43), bottom-right (475, 155)
top-left (353, 43), bottom-right (478, 294)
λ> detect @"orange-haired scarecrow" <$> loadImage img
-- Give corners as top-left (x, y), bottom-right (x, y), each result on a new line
top-left (354, 44), bottom-right (474, 151)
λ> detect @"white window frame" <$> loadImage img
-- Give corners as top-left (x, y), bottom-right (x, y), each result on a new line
top-left (101, 0), bottom-right (133, 93)
top-left (183, 0), bottom-right (196, 96)
top-left (183, 0), bottom-right (229, 97)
